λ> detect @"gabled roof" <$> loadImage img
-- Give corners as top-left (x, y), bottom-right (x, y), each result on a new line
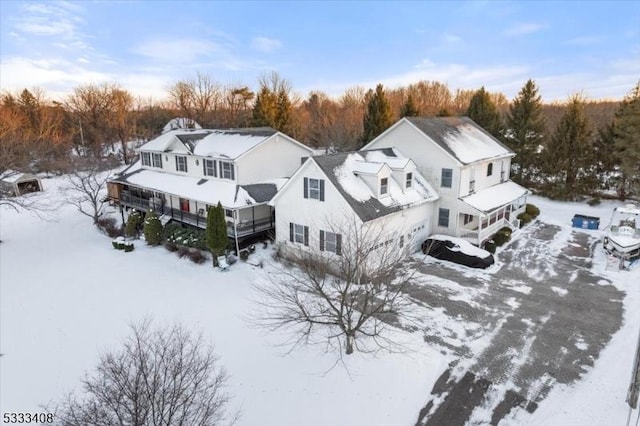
top-left (404, 116), bottom-right (513, 165)
top-left (311, 150), bottom-right (438, 222)
top-left (0, 169), bottom-right (39, 184)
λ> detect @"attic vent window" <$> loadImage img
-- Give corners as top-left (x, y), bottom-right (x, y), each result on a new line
top-left (406, 172), bottom-right (413, 189)
top-left (380, 177), bottom-right (388, 195)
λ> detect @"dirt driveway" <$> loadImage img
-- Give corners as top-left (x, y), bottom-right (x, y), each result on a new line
top-left (403, 222), bottom-right (625, 426)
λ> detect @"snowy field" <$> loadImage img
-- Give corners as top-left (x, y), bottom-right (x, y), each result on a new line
top-left (1, 178), bottom-right (639, 426)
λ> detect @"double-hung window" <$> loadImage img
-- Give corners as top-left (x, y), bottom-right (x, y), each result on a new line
top-left (220, 161), bottom-right (234, 180)
top-left (303, 178), bottom-right (325, 201)
top-left (380, 178), bottom-right (388, 195)
top-left (204, 159), bottom-right (216, 177)
top-left (320, 230), bottom-right (342, 255)
top-left (289, 223), bottom-right (309, 246)
top-left (175, 156), bottom-right (188, 173)
top-left (141, 152), bottom-right (151, 166)
top-left (441, 168), bottom-right (453, 188)
top-left (406, 172), bottom-right (413, 189)
top-left (438, 208), bottom-right (450, 227)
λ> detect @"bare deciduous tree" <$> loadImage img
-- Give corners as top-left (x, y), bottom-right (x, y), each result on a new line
top-left (56, 321), bottom-right (235, 426)
top-left (255, 218), bottom-right (416, 356)
top-left (60, 157), bottom-right (118, 224)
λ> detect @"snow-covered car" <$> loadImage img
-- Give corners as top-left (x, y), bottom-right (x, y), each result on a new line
top-left (421, 235), bottom-right (495, 269)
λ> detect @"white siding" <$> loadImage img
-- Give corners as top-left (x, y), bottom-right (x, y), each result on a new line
top-left (273, 160), bottom-right (436, 258)
top-left (236, 134), bottom-right (313, 184)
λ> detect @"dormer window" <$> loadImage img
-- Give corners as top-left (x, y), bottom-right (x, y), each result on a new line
top-left (152, 153), bottom-right (162, 168)
top-left (380, 177), bottom-right (388, 195)
top-left (203, 159), bottom-right (216, 177)
top-left (406, 172), bottom-right (413, 189)
top-left (141, 152), bottom-right (151, 166)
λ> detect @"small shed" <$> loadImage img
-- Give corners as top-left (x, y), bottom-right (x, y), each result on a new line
top-left (571, 214), bottom-right (600, 230)
top-left (0, 170), bottom-right (43, 196)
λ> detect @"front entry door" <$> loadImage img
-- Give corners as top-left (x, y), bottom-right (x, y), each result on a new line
top-left (179, 198), bottom-right (190, 212)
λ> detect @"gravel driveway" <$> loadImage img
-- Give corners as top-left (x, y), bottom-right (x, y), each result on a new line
top-left (403, 221), bottom-right (625, 426)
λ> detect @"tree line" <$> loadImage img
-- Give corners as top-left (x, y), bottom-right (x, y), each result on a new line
top-left (1, 72), bottom-right (638, 199)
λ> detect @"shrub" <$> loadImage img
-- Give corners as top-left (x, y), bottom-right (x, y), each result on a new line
top-left (493, 228), bottom-right (511, 246)
top-left (588, 197), bottom-right (601, 206)
top-left (97, 217), bottom-right (123, 238)
top-left (484, 240), bottom-right (497, 253)
top-left (164, 241), bottom-right (178, 252)
top-left (162, 223), bottom-right (182, 241)
top-left (239, 249), bottom-right (249, 261)
top-left (525, 203), bottom-right (540, 219)
top-left (188, 249), bottom-right (207, 264)
top-left (112, 237), bottom-right (134, 252)
top-left (125, 210), bottom-right (144, 238)
top-left (165, 227), bottom-right (208, 250)
top-left (143, 210), bottom-right (163, 246)
top-left (517, 212), bottom-right (532, 227)
top-left (176, 246), bottom-right (190, 259)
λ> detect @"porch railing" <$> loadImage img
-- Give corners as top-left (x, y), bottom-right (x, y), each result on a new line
top-left (119, 190), bottom-right (274, 238)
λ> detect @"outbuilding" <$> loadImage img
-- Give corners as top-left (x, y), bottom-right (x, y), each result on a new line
top-left (0, 170), bottom-right (43, 196)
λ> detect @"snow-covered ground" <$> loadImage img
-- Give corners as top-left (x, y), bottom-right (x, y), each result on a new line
top-left (1, 180), bottom-right (638, 425)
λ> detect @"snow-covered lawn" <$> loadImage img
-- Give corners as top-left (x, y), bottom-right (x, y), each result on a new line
top-left (1, 180), bottom-right (638, 425)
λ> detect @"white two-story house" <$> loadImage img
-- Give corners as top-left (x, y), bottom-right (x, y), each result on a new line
top-left (107, 127), bottom-right (314, 242)
top-left (269, 148), bottom-right (439, 259)
top-left (362, 117), bottom-right (529, 246)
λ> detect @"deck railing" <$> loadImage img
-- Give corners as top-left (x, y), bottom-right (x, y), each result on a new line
top-left (119, 190), bottom-right (273, 237)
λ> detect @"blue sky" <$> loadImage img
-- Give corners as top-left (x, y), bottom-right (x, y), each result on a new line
top-left (1, 1), bottom-right (638, 102)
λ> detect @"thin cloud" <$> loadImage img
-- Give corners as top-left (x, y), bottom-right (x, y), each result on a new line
top-left (132, 38), bottom-right (225, 63)
top-left (251, 36), bottom-right (282, 53)
top-left (504, 22), bottom-right (546, 36)
top-left (564, 36), bottom-right (602, 46)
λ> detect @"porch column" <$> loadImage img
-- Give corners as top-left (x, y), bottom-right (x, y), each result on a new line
top-left (195, 201), bottom-right (199, 227)
top-left (252, 206), bottom-right (256, 232)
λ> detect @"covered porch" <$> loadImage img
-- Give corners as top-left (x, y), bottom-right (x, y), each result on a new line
top-left (112, 183), bottom-right (275, 239)
top-left (457, 181), bottom-right (530, 246)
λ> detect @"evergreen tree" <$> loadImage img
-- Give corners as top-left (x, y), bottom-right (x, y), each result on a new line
top-left (544, 94), bottom-right (592, 199)
top-left (400, 94), bottom-right (419, 117)
top-left (504, 80), bottom-right (546, 185)
top-left (613, 82), bottom-right (640, 198)
top-left (206, 202), bottom-right (228, 266)
top-left (275, 87), bottom-right (292, 134)
top-left (591, 121), bottom-right (619, 190)
top-left (143, 210), bottom-right (163, 246)
top-left (252, 86), bottom-right (278, 128)
top-left (467, 87), bottom-right (502, 138)
top-left (361, 84), bottom-right (393, 145)
top-left (125, 210), bottom-right (143, 238)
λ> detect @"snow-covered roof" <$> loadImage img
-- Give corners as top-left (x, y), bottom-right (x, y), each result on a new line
top-left (139, 129), bottom-right (211, 152)
top-left (362, 150), bottom-right (411, 169)
top-left (314, 150), bottom-right (438, 222)
top-left (0, 170), bottom-right (39, 184)
top-left (111, 162), bottom-right (276, 208)
top-left (459, 181), bottom-right (530, 214)
top-left (193, 128), bottom-right (276, 159)
top-left (138, 127), bottom-right (278, 159)
top-left (406, 117), bottom-right (514, 165)
top-left (162, 117), bottom-right (202, 133)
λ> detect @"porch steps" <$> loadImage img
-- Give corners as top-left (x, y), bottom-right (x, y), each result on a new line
top-left (159, 215), bottom-right (172, 226)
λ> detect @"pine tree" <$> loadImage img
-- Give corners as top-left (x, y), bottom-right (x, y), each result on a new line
top-left (125, 210), bottom-right (143, 238)
top-left (206, 202), bottom-right (228, 266)
top-left (613, 82), bottom-right (640, 198)
top-left (252, 86), bottom-right (278, 128)
top-left (544, 94), bottom-right (592, 199)
top-left (504, 80), bottom-right (546, 185)
top-left (143, 210), bottom-right (163, 246)
top-left (400, 94), bottom-right (419, 117)
top-left (592, 121), bottom-right (619, 190)
top-left (467, 87), bottom-right (502, 138)
top-left (361, 84), bottom-right (393, 145)
top-left (275, 87), bottom-right (292, 134)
